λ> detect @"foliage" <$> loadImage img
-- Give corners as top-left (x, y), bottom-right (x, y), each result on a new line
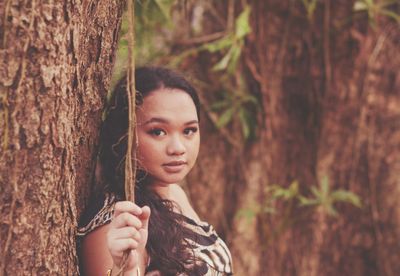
top-left (301, 0), bottom-right (319, 21)
top-left (237, 176), bottom-right (362, 227)
top-left (353, 0), bottom-right (400, 27)
top-left (155, 3), bottom-right (260, 141)
top-left (300, 0), bottom-right (400, 26)
top-left (198, 5), bottom-right (259, 141)
top-left (134, 0), bottom-right (175, 56)
top-left (112, 0), bottom-right (176, 89)
top-left (298, 175), bottom-right (362, 216)
top-left (210, 78), bottom-right (260, 140)
top-left (201, 5), bottom-right (252, 73)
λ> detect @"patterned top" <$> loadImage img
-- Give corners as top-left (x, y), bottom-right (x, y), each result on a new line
top-left (77, 193), bottom-right (233, 275)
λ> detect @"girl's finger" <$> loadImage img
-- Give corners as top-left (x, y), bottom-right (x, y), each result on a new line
top-left (112, 212), bottom-right (142, 229)
top-left (113, 227), bottom-right (141, 241)
top-left (113, 201), bottom-right (142, 217)
top-left (109, 238), bottom-right (139, 254)
top-left (139, 206), bottom-right (151, 230)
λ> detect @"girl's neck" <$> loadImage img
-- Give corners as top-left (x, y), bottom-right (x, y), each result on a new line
top-left (150, 182), bottom-right (175, 200)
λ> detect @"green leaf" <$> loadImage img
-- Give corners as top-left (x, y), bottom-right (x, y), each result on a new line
top-left (271, 182), bottom-right (299, 200)
top-left (310, 185), bottom-right (321, 199)
top-left (238, 108), bottom-right (251, 139)
top-left (170, 48), bottom-right (199, 67)
top-left (262, 206), bottom-right (276, 214)
top-left (302, 0), bottom-right (319, 20)
top-left (381, 0), bottom-right (400, 7)
top-left (236, 206), bottom-right (260, 223)
top-left (380, 9), bottom-right (400, 23)
top-left (320, 175), bottom-right (330, 199)
top-left (216, 107), bottom-right (235, 128)
top-left (242, 94), bottom-right (259, 105)
top-left (296, 176), bottom-right (362, 217)
top-left (212, 47), bottom-right (234, 71)
top-left (298, 195), bottom-right (319, 206)
top-left (153, 0), bottom-right (174, 20)
top-left (308, 0), bottom-right (318, 18)
top-left (365, 0), bottom-right (374, 6)
top-left (120, 13), bottom-right (130, 35)
top-left (119, 39), bottom-right (128, 47)
top-left (237, 208), bottom-right (256, 219)
top-left (289, 181), bottom-right (300, 196)
top-left (210, 99), bottom-right (231, 111)
top-left (227, 44), bottom-right (242, 74)
top-left (354, 1), bottom-right (369, 11)
top-left (325, 205), bottom-right (339, 217)
top-left (235, 5), bottom-right (252, 39)
top-left (202, 36), bottom-right (233, 53)
top-left (331, 190), bottom-right (362, 208)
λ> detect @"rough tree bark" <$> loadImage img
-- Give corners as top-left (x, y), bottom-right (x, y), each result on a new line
top-left (0, 1), bottom-right (124, 274)
top-left (183, 1), bottom-right (400, 275)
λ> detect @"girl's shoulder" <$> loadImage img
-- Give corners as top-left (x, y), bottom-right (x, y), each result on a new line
top-left (170, 185), bottom-right (234, 275)
top-left (169, 184), bottom-right (202, 222)
top-left (77, 192), bottom-right (119, 237)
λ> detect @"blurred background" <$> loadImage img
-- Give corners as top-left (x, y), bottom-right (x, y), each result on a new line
top-left (112, 0), bottom-right (400, 275)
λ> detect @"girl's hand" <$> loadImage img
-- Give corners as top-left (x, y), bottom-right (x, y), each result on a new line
top-left (106, 201), bottom-right (151, 271)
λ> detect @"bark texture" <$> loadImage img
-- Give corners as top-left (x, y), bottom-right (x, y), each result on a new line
top-left (182, 1), bottom-right (400, 275)
top-left (0, 1), bottom-right (124, 274)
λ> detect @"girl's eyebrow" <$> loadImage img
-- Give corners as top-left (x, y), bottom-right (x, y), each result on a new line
top-left (143, 117), bottom-right (199, 126)
top-left (184, 120), bottom-right (199, 125)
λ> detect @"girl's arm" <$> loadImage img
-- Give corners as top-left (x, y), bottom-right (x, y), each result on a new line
top-left (80, 202), bottom-right (150, 276)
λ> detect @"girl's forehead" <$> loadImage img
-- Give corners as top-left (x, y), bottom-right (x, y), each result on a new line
top-left (136, 88), bottom-right (198, 122)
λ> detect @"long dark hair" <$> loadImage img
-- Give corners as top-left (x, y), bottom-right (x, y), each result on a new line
top-left (100, 66), bottom-right (201, 274)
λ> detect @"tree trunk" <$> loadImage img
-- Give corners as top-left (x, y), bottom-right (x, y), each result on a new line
top-left (184, 0), bottom-right (400, 275)
top-left (0, 1), bottom-right (124, 274)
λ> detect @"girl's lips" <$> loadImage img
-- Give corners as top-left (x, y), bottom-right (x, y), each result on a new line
top-left (162, 161), bottom-right (187, 173)
top-left (164, 161), bottom-right (186, 166)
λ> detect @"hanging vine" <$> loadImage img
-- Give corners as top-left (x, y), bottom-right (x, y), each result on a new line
top-left (116, 0), bottom-right (137, 275)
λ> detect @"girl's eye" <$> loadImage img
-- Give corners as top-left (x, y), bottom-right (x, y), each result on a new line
top-left (148, 128), bottom-right (166, 137)
top-left (184, 127), bottom-right (198, 136)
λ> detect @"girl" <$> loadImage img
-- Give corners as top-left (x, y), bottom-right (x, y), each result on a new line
top-left (78, 67), bottom-right (233, 275)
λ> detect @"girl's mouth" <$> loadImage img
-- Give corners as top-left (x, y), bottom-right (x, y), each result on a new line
top-left (162, 161), bottom-right (187, 173)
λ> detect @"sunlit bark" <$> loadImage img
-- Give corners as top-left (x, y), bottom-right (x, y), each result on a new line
top-left (0, 1), bottom-right (124, 274)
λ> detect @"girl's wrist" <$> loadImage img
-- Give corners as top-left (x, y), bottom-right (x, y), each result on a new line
top-left (109, 249), bottom-right (147, 276)
top-left (109, 263), bottom-right (141, 276)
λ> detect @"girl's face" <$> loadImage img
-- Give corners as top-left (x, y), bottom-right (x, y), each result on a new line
top-left (136, 88), bottom-right (200, 187)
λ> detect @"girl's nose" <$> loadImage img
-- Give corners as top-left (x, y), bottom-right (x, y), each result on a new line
top-left (166, 136), bottom-right (186, 156)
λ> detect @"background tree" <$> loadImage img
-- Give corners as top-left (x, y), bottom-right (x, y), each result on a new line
top-left (122, 0), bottom-right (400, 275)
top-left (0, 1), bottom-right (125, 274)
top-left (186, 1), bottom-right (400, 275)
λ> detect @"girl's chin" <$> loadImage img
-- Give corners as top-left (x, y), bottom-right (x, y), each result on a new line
top-left (148, 174), bottom-right (186, 186)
